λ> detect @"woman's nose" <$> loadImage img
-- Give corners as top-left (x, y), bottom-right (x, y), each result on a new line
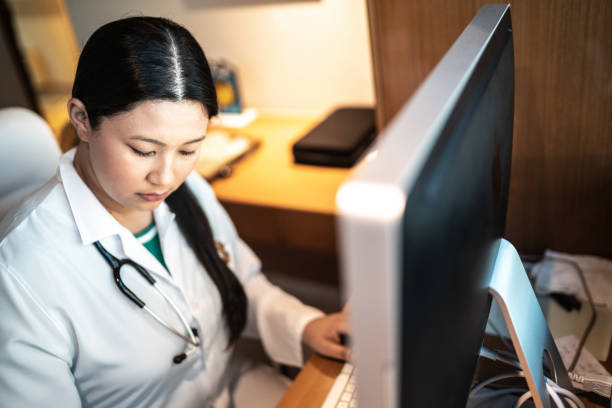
top-left (148, 157), bottom-right (174, 186)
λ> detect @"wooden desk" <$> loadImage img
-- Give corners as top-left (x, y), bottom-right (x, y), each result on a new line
top-left (279, 352), bottom-right (609, 408)
top-left (277, 354), bottom-right (344, 408)
top-left (206, 115), bottom-right (351, 285)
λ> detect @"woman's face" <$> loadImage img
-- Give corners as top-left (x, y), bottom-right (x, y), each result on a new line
top-left (78, 99), bottom-right (208, 215)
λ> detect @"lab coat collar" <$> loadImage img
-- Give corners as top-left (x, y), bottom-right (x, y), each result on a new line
top-left (58, 149), bottom-right (177, 285)
top-left (59, 148), bottom-right (125, 246)
top-left (59, 148), bottom-right (176, 246)
top-left (59, 149), bottom-right (180, 283)
top-left (153, 200), bottom-right (176, 240)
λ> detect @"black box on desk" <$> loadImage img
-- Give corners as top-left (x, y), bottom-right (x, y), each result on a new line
top-left (292, 107), bottom-right (376, 167)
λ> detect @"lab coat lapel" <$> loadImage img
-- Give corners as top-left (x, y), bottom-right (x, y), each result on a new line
top-left (58, 148), bottom-right (179, 286)
top-left (158, 224), bottom-right (186, 289)
top-left (59, 149), bottom-right (121, 244)
top-left (153, 201), bottom-right (188, 288)
top-left (116, 202), bottom-right (184, 286)
top-left (118, 232), bottom-right (177, 285)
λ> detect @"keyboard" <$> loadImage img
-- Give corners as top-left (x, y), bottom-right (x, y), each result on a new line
top-left (321, 362), bottom-right (357, 408)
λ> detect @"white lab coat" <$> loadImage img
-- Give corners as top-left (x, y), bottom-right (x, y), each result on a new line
top-left (0, 148), bottom-right (324, 408)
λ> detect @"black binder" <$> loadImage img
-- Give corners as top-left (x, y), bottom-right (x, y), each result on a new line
top-left (292, 107), bottom-right (376, 167)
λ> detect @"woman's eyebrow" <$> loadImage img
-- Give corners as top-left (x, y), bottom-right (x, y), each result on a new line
top-left (183, 136), bottom-right (205, 145)
top-left (129, 135), bottom-right (205, 146)
top-left (129, 136), bottom-right (165, 146)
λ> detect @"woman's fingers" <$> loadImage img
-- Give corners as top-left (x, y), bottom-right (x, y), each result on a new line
top-left (302, 310), bottom-right (353, 360)
top-left (317, 339), bottom-right (349, 361)
top-left (336, 316), bottom-right (350, 335)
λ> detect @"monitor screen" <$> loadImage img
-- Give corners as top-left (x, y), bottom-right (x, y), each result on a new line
top-left (337, 4), bottom-right (514, 407)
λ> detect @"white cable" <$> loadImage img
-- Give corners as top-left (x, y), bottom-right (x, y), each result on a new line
top-left (546, 382), bottom-right (565, 408)
top-left (471, 359), bottom-right (587, 408)
top-left (515, 386), bottom-right (563, 408)
top-left (547, 379), bottom-right (585, 408)
top-left (471, 387), bottom-right (528, 403)
top-left (515, 390), bottom-right (532, 407)
top-left (472, 369), bottom-right (587, 408)
top-left (562, 397), bottom-right (579, 408)
top-left (469, 371), bottom-right (524, 399)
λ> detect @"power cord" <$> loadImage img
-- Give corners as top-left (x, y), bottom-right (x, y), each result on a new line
top-left (469, 369), bottom-right (586, 408)
top-left (543, 255), bottom-right (598, 372)
top-left (479, 343), bottom-right (612, 401)
top-left (568, 372), bottom-right (612, 399)
top-left (476, 254), bottom-right (610, 405)
top-left (541, 256), bottom-right (612, 402)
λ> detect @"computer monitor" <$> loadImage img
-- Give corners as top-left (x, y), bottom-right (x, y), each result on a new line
top-left (336, 4), bottom-right (570, 407)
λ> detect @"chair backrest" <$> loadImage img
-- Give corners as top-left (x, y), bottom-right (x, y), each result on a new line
top-left (0, 107), bottom-right (61, 220)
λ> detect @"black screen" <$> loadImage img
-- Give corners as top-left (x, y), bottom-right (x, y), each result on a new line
top-left (399, 17), bottom-right (514, 406)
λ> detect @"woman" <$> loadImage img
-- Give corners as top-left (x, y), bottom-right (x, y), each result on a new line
top-left (0, 17), bottom-right (348, 407)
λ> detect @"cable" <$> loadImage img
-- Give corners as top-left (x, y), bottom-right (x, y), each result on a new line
top-left (547, 382), bottom-right (566, 408)
top-left (469, 370), bottom-right (524, 399)
top-left (514, 386), bottom-right (564, 408)
top-left (520, 252), bottom-right (597, 371)
top-left (515, 390), bottom-right (532, 407)
top-left (544, 255), bottom-right (597, 372)
top-left (547, 379), bottom-right (585, 408)
top-left (565, 399), bottom-right (580, 408)
top-left (473, 387), bottom-right (529, 401)
top-left (470, 370), bottom-right (586, 408)
top-left (479, 326), bottom-right (606, 403)
top-left (479, 252), bottom-right (599, 406)
top-left (469, 388), bottom-right (528, 406)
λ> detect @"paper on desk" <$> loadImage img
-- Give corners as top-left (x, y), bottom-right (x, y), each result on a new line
top-left (530, 250), bottom-right (612, 309)
top-left (209, 108), bottom-right (258, 128)
top-left (555, 334), bottom-right (611, 378)
top-left (195, 130), bottom-right (258, 180)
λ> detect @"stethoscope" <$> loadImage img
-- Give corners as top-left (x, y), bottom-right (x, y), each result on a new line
top-left (93, 241), bottom-right (200, 364)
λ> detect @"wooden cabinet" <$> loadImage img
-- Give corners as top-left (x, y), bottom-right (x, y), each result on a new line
top-left (367, 0), bottom-right (612, 257)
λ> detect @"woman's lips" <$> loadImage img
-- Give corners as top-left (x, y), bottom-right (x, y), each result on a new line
top-left (137, 192), bottom-right (169, 202)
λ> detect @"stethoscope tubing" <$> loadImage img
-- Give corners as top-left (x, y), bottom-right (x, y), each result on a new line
top-left (93, 241), bottom-right (200, 347)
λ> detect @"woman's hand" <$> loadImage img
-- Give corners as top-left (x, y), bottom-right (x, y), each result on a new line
top-left (301, 306), bottom-right (351, 361)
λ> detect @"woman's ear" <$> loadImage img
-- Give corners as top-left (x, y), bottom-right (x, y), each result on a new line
top-left (67, 98), bottom-right (93, 142)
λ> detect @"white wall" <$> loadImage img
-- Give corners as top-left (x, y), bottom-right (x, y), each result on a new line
top-left (63, 0), bottom-right (374, 115)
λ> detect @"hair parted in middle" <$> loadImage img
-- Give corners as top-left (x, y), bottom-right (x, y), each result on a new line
top-left (71, 16), bottom-right (247, 347)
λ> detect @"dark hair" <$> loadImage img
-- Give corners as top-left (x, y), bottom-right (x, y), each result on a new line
top-left (72, 17), bottom-right (246, 346)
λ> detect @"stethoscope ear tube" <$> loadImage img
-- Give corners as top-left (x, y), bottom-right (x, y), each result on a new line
top-left (115, 276), bottom-right (146, 308)
top-left (113, 259), bottom-right (156, 309)
top-left (94, 241), bottom-right (119, 269)
top-left (94, 241), bottom-right (155, 308)
top-left (93, 240), bottom-right (201, 362)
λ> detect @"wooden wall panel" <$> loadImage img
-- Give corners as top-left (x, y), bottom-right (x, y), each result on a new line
top-left (367, 0), bottom-right (612, 258)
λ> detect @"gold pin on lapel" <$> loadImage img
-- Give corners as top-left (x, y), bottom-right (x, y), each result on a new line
top-left (215, 241), bottom-right (231, 264)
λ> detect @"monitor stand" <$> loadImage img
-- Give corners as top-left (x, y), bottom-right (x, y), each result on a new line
top-left (487, 239), bottom-right (574, 408)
